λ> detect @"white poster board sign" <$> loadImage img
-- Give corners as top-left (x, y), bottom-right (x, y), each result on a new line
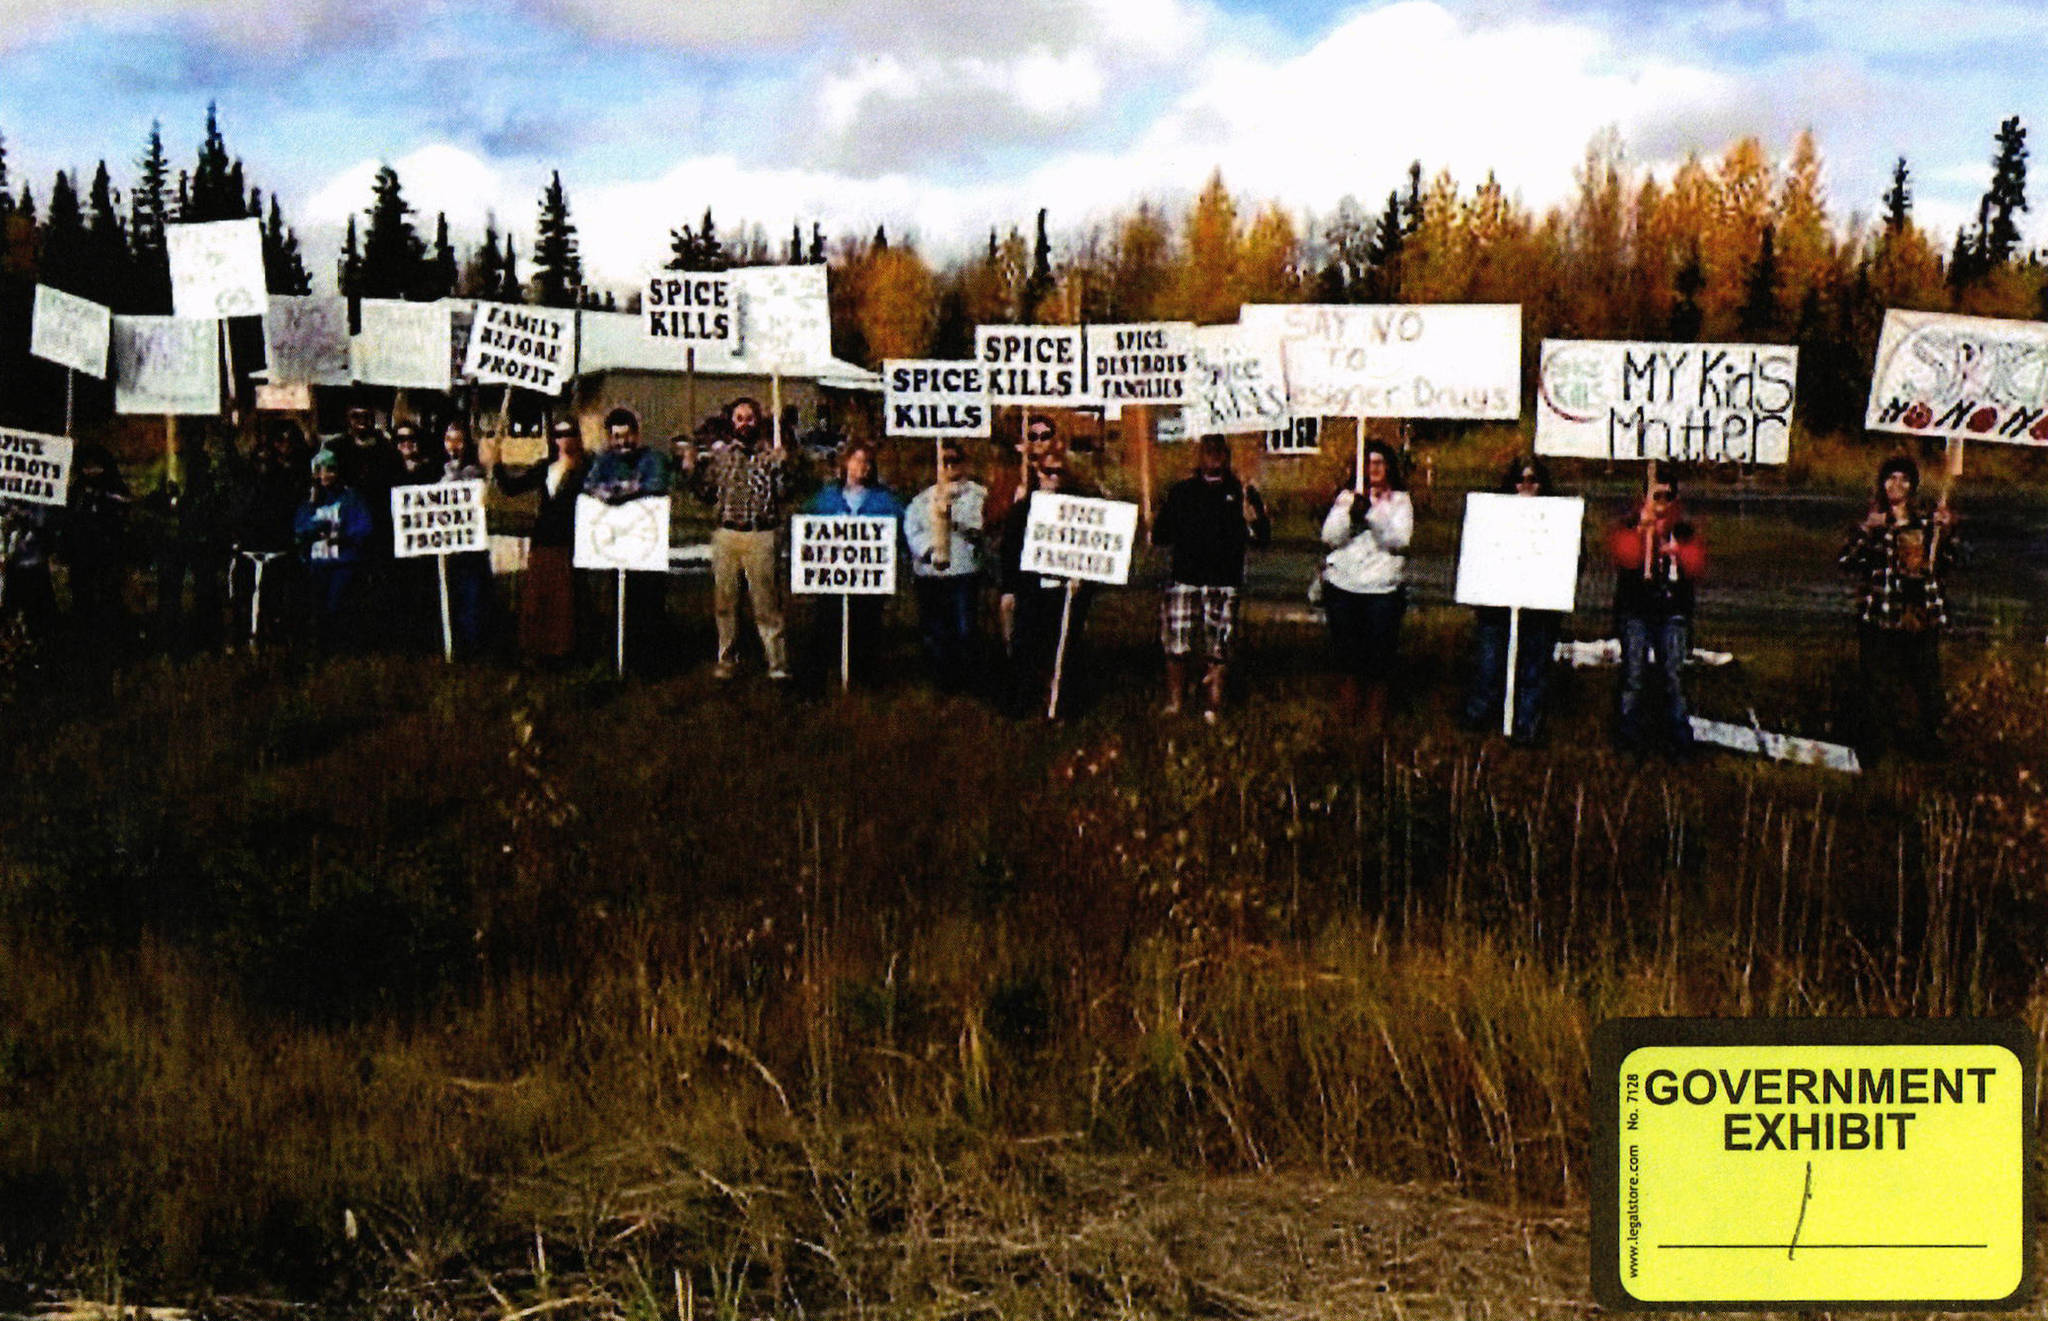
top-left (391, 480), bottom-right (488, 557)
top-left (1241, 303), bottom-right (1521, 419)
top-left (790, 515), bottom-right (898, 594)
top-left (31, 285), bottom-right (111, 379)
top-left (1086, 322), bottom-right (1193, 407)
top-left (643, 272), bottom-right (736, 348)
top-left (351, 299), bottom-right (454, 391)
top-left (1865, 309), bottom-right (2048, 445)
top-left (446, 299), bottom-right (477, 387)
top-left (0, 428), bottom-right (74, 507)
top-left (113, 315), bottom-right (220, 415)
top-left (976, 325), bottom-right (1089, 405)
top-left (166, 218), bottom-right (267, 319)
top-left (464, 302), bottom-right (574, 395)
top-left (884, 360), bottom-right (990, 436)
top-left (1020, 493), bottom-right (1139, 585)
top-left (572, 494), bottom-right (671, 572)
top-left (1537, 340), bottom-right (1796, 463)
top-left (733, 264), bottom-right (830, 370)
top-left (263, 295), bottom-right (351, 387)
top-left (1184, 323), bottom-right (1291, 436)
top-left (1453, 493), bottom-right (1584, 613)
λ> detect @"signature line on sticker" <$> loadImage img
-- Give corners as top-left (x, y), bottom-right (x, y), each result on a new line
top-left (1657, 1244), bottom-right (1988, 1250)
top-left (1788, 1160), bottom-right (1812, 1261)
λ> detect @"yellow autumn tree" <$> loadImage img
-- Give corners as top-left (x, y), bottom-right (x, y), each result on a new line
top-left (1238, 202), bottom-right (1301, 305)
top-left (850, 242), bottom-right (936, 364)
top-left (1109, 202), bottom-right (1172, 321)
top-left (1403, 168), bottom-right (1469, 302)
top-left (1775, 130), bottom-right (1835, 323)
top-left (1173, 170), bottom-right (1241, 324)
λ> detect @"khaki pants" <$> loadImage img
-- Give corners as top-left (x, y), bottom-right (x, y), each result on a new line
top-left (711, 527), bottom-right (788, 674)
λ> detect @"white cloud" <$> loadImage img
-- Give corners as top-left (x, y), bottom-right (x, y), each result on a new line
top-left (305, 144), bottom-right (534, 236)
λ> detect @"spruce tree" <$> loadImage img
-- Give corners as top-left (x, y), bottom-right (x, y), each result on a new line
top-left (1668, 245), bottom-right (1705, 341)
top-left (263, 195), bottom-right (312, 295)
top-left (85, 161), bottom-right (129, 307)
top-left (499, 234), bottom-right (521, 302)
top-left (41, 170), bottom-right (87, 295)
top-left (1738, 224), bottom-right (1779, 337)
top-left (359, 164), bottom-right (423, 299)
top-left (187, 101), bottom-right (244, 223)
top-left (809, 222), bottom-right (825, 264)
top-left (419, 211), bottom-right (457, 300)
top-left (338, 215), bottom-right (362, 300)
top-left (464, 214), bottom-right (505, 299)
top-left (1881, 157), bottom-right (1911, 234)
top-left (530, 171), bottom-right (581, 307)
top-left (1022, 207), bottom-right (1055, 316)
top-left (1982, 115), bottom-right (2028, 266)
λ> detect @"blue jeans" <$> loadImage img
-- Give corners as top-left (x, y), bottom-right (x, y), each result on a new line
top-left (1617, 614), bottom-right (1693, 752)
top-left (1463, 607), bottom-right (1562, 741)
top-left (914, 575), bottom-right (979, 690)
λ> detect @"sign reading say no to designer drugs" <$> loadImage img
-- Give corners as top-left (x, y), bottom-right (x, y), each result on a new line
top-left (791, 515), bottom-right (897, 594)
top-left (391, 480), bottom-right (487, 557)
top-left (1020, 493), bottom-right (1138, 585)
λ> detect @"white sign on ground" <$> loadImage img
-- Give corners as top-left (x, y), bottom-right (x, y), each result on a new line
top-left (167, 218), bottom-right (267, 319)
top-left (976, 325), bottom-right (1089, 405)
top-left (1865, 308), bottom-right (2048, 445)
top-left (884, 360), bottom-right (990, 437)
top-left (263, 295), bottom-right (351, 387)
top-left (572, 494), bottom-right (671, 572)
top-left (1453, 493), bottom-right (1585, 613)
top-left (465, 302), bottom-right (574, 395)
top-left (0, 428), bottom-right (74, 506)
top-left (391, 480), bottom-right (488, 557)
top-left (1537, 340), bottom-right (1797, 463)
top-left (1086, 322), bottom-right (1193, 407)
top-left (733, 264), bottom-right (830, 370)
top-left (1021, 493), bottom-right (1139, 585)
top-left (113, 315), bottom-right (220, 415)
top-left (790, 515), bottom-right (898, 594)
top-left (1184, 323), bottom-right (1291, 436)
top-left (351, 299), bottom-right (454, 391)
top-left (643, 272), bottom-right (737, 347)
top-left (1241, 303), bottom-right (1521, 419)
top-left (30, 285), bottom-right (111, 379)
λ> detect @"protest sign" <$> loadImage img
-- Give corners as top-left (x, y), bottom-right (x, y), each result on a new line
top-left (1240, 303), bottom-right (1520, 419)
top-left (1086, 322), bottom-right (1193, 407)
top-left (976, 326), bottom-right (1090, 405)
top-left (643, 272), bottom-right (736, 347)
top-left (1454, 494), bottom-right (1584, 613)
top-left (31, 285), bottom-right (111, 379)
top-left (1265, 417), bottom-right (1320, 454)
top-left (0, 428), bottom-right (74, 506)
top-left (1865, 309), bottom-right (2048, 445)
top-left (263, 295), bottom-right (350, 387)
top-left (1537, 340), bottom-right (1797, 463)
top-left (884, 359), bottom-right (990, 437)
top-left (790, 515), bottom-right (898, 595)
top-left (391, 480), bottom-right (488, 557)
top-left (1184, 323), bottom-right (1290, 436)
top-left (1021, 493), bottom-right (1138, 585)
top-left (113, 315), bottom-right (220, 415)
top-left (446, 299), bottom-right (477, 387)
top-left (351, 299), bottom-right (454, 391)
top-left (733, 264), bottom-right (830, 370)
top-left (464, 302), bottom-right (574, 395)
top-left (255, 382), bottom-right (314, 412)
top-left (166, 218), bottom-right (267, 319)
top-left (572, 494), bottom-right (671, 572)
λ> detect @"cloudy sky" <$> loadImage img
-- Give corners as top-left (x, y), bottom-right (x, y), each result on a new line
top-left (0, 0), bottom-right (2039, 291)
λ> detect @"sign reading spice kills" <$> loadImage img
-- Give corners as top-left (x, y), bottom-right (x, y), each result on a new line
top-left (790, 515), bottom-right (897, 594)
top-left (643, 272), bottom-right (736, 348)
top-left (1592, 1018), bottom-right (2032, 1311)
top-left (884, 360), bottom-right (989, 437)
top-left (391, 481), bottom-right (487, 557)
top-left (1865, 309), bottom-right (2048, 444)
top-left (976, 326), bottom-right (1089, 405)
top-left (464, 302), bottom-right (574, 395)
top-left (1021, 493), bottom-right (1138, 586)
top-left (0, 428), bottom-right (74, 506)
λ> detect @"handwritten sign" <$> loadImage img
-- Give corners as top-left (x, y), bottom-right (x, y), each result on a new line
top-left (391, 480), bottom-right (488, 557)
top-left (884, 359), bottom-right (989, 437)
top-left (0, 428), bottom-right (74, 507)
top-left (1865, 309), bottom-right (2048, 445)
top-left (113, 315), bottom-right (220, 415)
top-left (976, 326), bottom-right (1090, 405)
top-left (1593, 1018), bottom-right (2031, 1309)
top-left (790, 515), bottom-right (898, 594)
top-left (30, 285), bottom-right (111, 379)
top-left (263, 295), bottom-right (350, 387)
top-left (166, 218), bottom-right (267, 319)
top-left (1021, 493), bottom-right (1138, 585)
top-left (1184, 323), bottom-right (1291, 436)
top-left (643, 272), bottom-right (736, 347)
top-left (733, 264), bottom-right (830, 370)
top-left (464, 302), bottom-right (574, 395)
top-left (1453, 494), bottom-right (1584, 613)
top-left (572, 494), bottom-right (671, 572)
top-left (1086, 322), bottom-right (1193, 407)
top-left (351, 299), bottom-right (454, 391)
top-left (1538, 340), bottom-right (1797, 463)
top-left (1240, 303), bottom-right (1520, 419)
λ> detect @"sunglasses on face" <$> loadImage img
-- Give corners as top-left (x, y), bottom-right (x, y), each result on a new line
top-left (1651, 490), bottom-right (1674, 502)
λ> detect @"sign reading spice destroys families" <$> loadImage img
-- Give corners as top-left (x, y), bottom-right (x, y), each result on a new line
top-left (1021, 493), bottom-right (1138, 586)
top-left (0, 428), bottom-right (74, 506)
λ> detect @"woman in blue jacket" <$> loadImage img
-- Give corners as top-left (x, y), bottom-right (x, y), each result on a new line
top-left (294, 450), bottom-right (375, 652)
top-left (805, 440), bottom-right (905, 687)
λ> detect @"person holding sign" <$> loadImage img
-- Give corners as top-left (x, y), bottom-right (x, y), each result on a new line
top-left (1838, 456), bottom-right (1957, 761)
top-left (1320, 441), bottom-right (1413, 732)
top-left (1460, 456), bottom-right (1565, 746)
top-left (438, 418), bottom-right (495, 659)
top-left (682, 397), bottom-right (798, 682)
top-left (387, 422), bottom-right (443, 653)
top-left (802, 441), bottom-right (905, 688)
top-left (1153, 434), bottom-right (1270, 721)
top-left (1608, 465), bottom-right (1706, 758)
top-left (492, 419), bottom-right (589, 665)
top-left (585, 407), bottom-right (674, 675)
top-left (998, 449), bottom-right (1093, 717)
top-left (902, 440), bottom-right (987, 693)
top-left (293, 450), bottom-right (374, 653)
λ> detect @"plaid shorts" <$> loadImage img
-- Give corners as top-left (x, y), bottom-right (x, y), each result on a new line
top-left (1160, 583), bottom-right (1240, 660)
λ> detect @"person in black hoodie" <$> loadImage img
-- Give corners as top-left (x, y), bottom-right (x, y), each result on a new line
top-left (1152, 434), bottom-right (1270, 720)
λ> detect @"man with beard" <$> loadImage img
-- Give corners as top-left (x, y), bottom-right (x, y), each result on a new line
top-left (683, 396), bottom-right (798, 682)
top-left (585, 406), bottom-right (674, 674)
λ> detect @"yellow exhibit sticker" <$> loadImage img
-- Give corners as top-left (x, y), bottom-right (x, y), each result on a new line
top-left (1592, 1020), bottom-right (2033, 1310)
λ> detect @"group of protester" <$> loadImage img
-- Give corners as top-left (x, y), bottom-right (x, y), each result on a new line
top-left (0, 398), bottom-right (1959, 761)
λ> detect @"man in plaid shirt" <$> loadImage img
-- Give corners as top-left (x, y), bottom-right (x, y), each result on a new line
top-left (682, 396), bottom-right (799, 680)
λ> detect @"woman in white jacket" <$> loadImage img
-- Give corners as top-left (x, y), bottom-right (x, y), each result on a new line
top-left (1321, 439), bottom-right (1413, 730)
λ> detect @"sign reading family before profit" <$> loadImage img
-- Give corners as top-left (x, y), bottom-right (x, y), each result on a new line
top-left (391, 480), bottom-right (488, 558)
top-left (1592, 1018), bottom-right (2032, 1311)
top-left (791, 515), bottom-right (897, 595)
top-left (464, 302), bottom-right (574, 395)
top-left (1021, 493), bottom-right (1138, 586)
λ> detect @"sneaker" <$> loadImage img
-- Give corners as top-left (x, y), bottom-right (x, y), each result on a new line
top-left (767, 669), bottom-right (793, 683)
top-left (714, 661), bottom-right (737, 681)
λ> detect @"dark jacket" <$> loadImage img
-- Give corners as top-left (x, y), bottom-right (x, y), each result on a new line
top-left (494, 460), bottom-right (588, 549)
top-left (1153, 471), bottom-right (1269, 588)
top-left (1609, 501), bottom-right (1706, 618)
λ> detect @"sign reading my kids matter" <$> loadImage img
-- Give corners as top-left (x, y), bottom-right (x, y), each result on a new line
top-left (790, 516), bottom-right (897, 594)
top-left (464, 302), bottom-right (574, 395)
top-left (884, 360), bottom-right (990, 437)
top-left (1240, 303), bottom-right (1520, 419)
top-left (1537, 340), bottom-right (1798, 464)
top-left (643, 272), bottom-right (736, 348)
top-left (1864, 309), bottom-right (2048, 445)
top-left (1021, 493), bottom-right (1138, 586)
top-left (391, 481), bottom-right (488, 558)
top-left (976, 325), bottom-right (1090, 405)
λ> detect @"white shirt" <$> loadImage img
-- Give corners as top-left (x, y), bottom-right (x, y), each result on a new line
top-left (1320, 489), bottom-right (1412, 594)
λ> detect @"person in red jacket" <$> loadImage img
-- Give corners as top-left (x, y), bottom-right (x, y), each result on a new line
top-left (1608, 464), bottom-right (1707, 757)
